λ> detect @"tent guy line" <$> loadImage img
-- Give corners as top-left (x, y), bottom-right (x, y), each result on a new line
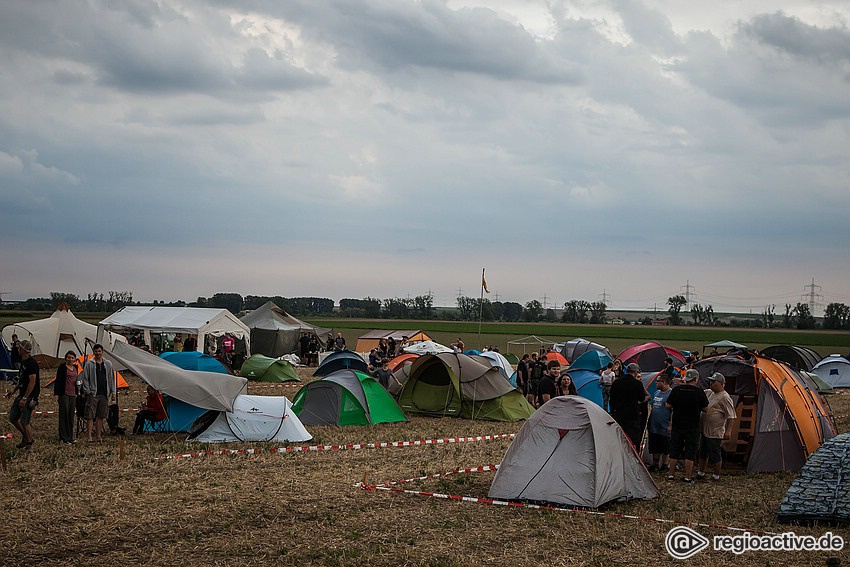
top-left (358, 466), bottom-right (778, 536)
top-left (159, 433), bottom-right (515, 461)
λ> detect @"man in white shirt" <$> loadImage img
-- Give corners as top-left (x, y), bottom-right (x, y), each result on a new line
top-left (696, 372), bottom-right (736, 481)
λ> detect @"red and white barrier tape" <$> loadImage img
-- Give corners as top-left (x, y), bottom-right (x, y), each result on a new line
top-left (246, 383), bottom-right (302, 388)
top-left (359, 465), bottom-right (777, 536)
top-left (0, 408), bottom-right (139, 417)
top-left (1, 433), bottom-right (13, 439)
top-left (161, 433), bottom-right (515, 461)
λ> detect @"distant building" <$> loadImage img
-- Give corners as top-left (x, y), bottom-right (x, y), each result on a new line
top-left (609, 317), bottom-right (625, 325)
top-left (651, 319), bottom-right (670, 326)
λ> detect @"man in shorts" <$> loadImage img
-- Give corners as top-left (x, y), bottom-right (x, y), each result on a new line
top-left (665, 369), bottom-right (708, 483)
top-left (80, 343), bottom-right (117, 443)
top-left (696, 372), bottom-right (736, 481)
top-left (6, 340), bottom-right (39, 448)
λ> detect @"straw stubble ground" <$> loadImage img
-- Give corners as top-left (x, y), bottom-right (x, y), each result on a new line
top-left (1, 368), bottom-right (848, 566)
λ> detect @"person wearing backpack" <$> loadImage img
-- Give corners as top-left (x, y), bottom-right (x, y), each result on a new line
top-left (526, 353), bottom-right (546, 406)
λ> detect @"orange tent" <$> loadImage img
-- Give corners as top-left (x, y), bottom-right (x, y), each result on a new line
top-left (46, 354), bottom-right (130, 389)
top-left (543, 352), bottom-right (568, 366)
top-left (388, 354), bottom-right (419, 372)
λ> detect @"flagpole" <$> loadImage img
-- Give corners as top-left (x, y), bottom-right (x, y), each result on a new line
top-left (477, 268), bottom-right (485, 349)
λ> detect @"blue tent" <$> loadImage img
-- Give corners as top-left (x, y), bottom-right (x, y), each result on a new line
top-left (464, 349), bottom-right (480, 356)
top-left (145, 396), bottom-right (207, 433)
top-left (161, 351), bottom-right (229, 374)
top-left (569, 350), bottom-right (612, 373)
top-left (570, 369), bottom-right (605, 407)
top-left (314, 350), bottom-right (368, 377)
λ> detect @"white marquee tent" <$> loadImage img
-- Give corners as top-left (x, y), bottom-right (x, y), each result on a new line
top-left (99, 306), bottom-right (251, 355)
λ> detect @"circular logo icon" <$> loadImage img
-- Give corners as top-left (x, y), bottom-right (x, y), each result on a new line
top-left (665, 526), bottom-right (710, 559)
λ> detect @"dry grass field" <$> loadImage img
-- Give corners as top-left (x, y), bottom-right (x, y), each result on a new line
top-left (1, 366), bottom-right (848, 566)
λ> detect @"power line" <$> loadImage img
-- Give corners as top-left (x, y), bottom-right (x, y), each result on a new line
top-left (680, 280), bottom-right (696, 311)
top-left (598, 289), bottom-right (610, 307)
top-left (802, 278), bottom-right (824, 315)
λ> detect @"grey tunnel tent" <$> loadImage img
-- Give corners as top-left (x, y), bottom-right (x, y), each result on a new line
top-left (240, 301), bottom-right (329, 358)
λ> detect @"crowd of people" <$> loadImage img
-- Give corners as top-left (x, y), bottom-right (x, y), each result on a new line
top-left (515, 349), bottom-right (736, 482)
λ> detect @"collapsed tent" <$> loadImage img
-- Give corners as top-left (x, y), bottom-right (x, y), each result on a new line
top-left (397, 353), bottom-right (534, 421)
top-left (761, 345), bottom-right (822, 372)
top-left (160, 351), bottom-right (230, 374)
top-left (617, 341), bottom-right (685, 372)
top-left (2, 306), bottom-right (126, 367)
top-left (777, 433), bottom-right (850, 525)
top-left (693, 352), bottom-right (835, 473)
top-left (238, 355), bottom-right (299, 382)
top-left (566, 350), bottom-right (614, 408)
top-left (558, 338), bottom-right (612, 362)
top-left (99, 306), bottom-right (250, 354)
top-left (313, 350), bottom-right (369, 376)
top-left (473, 351), bottom-right (513, 382)
top-left (292, 369), bottom-right (407, 426)
top-left (239, 301), bottom-right (330, 358)
top-left (354, 330), bottom-right (433, 353)
top-left (105, 341), bottom-right (248, 432)
top-left (402, 340), bottom-right (453, 355)
top-left (813, 355), bottom-right (850, 389)
top-left (488, 396), bottom-right (658, 508)
top-left (188, 395), bottom-right (312, 443)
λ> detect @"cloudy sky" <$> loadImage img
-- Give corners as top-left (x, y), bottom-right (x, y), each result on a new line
top-left (1, 0), bottom-right (849, 313)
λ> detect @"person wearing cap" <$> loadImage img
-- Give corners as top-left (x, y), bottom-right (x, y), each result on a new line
top-left (609, 362), bottom-right (650, 448)
top-left (696, 372), bottom-right (736, 481)
top-left (665, 368), bottom-right (709, 483)
top-left (5, 339), bottom-right (40, 448)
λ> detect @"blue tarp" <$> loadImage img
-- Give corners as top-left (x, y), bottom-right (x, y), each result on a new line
top-left (161, 351), bottom-right (229, 374)
top-left (570, 369), bottom-right (659, 409)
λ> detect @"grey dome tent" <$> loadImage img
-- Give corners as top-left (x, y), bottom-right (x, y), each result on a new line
top-left (488, 396), bottom-right (658, 508)
top-left (314, 350), bottom-right (369, 376)
top-left (240, 302), bottom-right (329, 357)
top-left (558, 338), bottom-right (612, 362)
top-left (761, 345), bottom-right (822, 372)
top-left (778, 433), bottom-right (850, 525)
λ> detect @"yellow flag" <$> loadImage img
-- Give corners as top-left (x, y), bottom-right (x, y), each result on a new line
top-left (482, 269), bottom-right (490, 294)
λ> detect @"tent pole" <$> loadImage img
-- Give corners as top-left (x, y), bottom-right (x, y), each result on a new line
top-left (477, 268), bottom-right (485, 349)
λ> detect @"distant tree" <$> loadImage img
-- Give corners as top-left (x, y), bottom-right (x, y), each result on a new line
top-left (667, 295), bottom-right (687, 325)
top-left (412, 293), bottom-right (434, 319)
top-left (824, 302), bottom-right (850, 330)
top-left (491, 301), bottom-right (505, 321)
top-left (794, 303), bottom-right (816, 330)
top-left (544, 308), bottom-right (557, 322)
top-left (691, 304), bottom-right (703, 325)
top-left (761, 304), bottom-right (775, 328)
top-left (523, 300), bottom-right (543, 322)
top-left (501, 302), bottom-right (523, 321)
top-left (50, 292), bottom-right (81, 310)
top-left (561, 300), bottom-right (591, 323)
top-left (210, 293), bottom-right (243, 314)
top-left (782, 303), bottom-right (795, 328)
top-left (589, 301), bottom-right (607, 324)
top-left (383, 297), bottom-right (412, 319)
top-left (457, 296), bottom-right (477, 321)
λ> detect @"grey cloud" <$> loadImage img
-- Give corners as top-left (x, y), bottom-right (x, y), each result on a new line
top-left (610, 0), bottom-right (682, 54)
top-left (740, 12), bottom-right (850, 64)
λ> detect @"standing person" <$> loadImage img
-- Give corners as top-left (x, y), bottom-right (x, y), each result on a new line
top-left (222, 334), bottom-right (235, 356)
top-left (334, 332), bottom-right (346, 351)
top-left (172, 334), bottom-right (184, 352)
top-left (665, 369), bottom-right (709, 483)
top-left (133, 385), bottom-right (166, 435)
top-left (374, 359), bottom-right (392, 390)
top-left (696, 373), bottom-right (736, 481)
top-left (80, 344), bottom-right (117, 443)
top-left (516, 354), bottom-right (530, 397)
top-left (307, 335), bottom-right (320, 367)
top-left (378, 339), bottom-right (388, 359)
top-left (387, 337), bottom-right (397, 358)
top-left (527, 353), bottom-right (545, 406)
top-left (325, 333), bottom-right (334, 352)
top-left (600, 363), bottom-right (616, 412)
top-left (535, 360), bottom-right (560, 407)
top-left (609, 363), bottom-right (650, 449)
top-left (54, 350), bottom-right (79, 444)
top-left (368, 348), bottom-right (380, 368)
top-left (5, 340), bottom-right (39, 448)
top-left (299, 332), bottom-right (310, 363)
top-left (9, 333), bottom-right (22, 370)
top-left (647, 375), bottom-right (673, 472)
top-left (612, 359), bottom-right (624, 378)
top-left (183, 335), bottom-right (197, 352)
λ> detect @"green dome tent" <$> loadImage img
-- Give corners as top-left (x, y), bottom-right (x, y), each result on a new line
top-left (398, 353), bottom-right (534, 421)
top-left (238, 355), bottom-right (299, 382)
top-left (291, 369), bottom-right (407, 426)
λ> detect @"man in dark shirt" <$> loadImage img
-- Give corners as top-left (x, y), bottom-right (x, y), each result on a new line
top-left (535, 360), bottom-right (559, 408)
top-left (527, 353), bottom-right (546, 406)
top-left (10, 333), bottom-right (22, 370)
top-left (665, 368), bottom-right (709, 483)
top-left (81, 344), bottom-right (117, 443)
top-left (5, 340), bottom-right (39, 448)
top-left (334, 333), bottom-right (346, 351)
top-left (610, 362), bottom-right (650, 448)
top-left (299, 332), bottom-right (310, 362)
top-left (374, 359), bottom-right (392, 390)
